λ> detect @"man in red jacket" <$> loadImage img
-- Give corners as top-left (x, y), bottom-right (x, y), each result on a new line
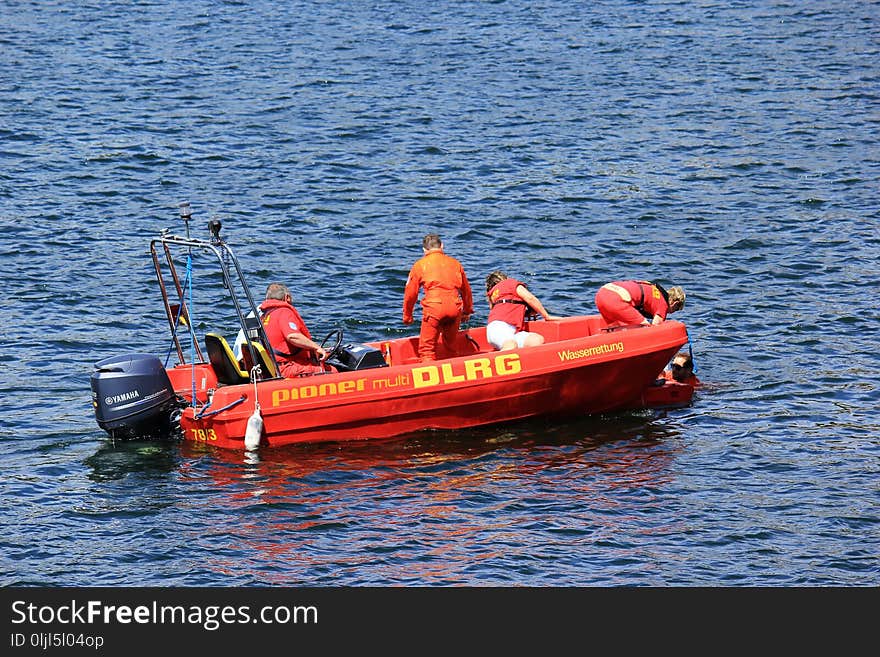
top-left (403, 234), bottom-right (474, 362)
top-left (260, 282), bottom-right (334, 377)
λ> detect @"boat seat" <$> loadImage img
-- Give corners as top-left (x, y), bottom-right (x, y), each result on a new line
top-left (204, 333), bottom-right (250, 385)
top-left (240, 341), bottom-right (279, 380)
top-left (169, 302), bottom-right (189, 327)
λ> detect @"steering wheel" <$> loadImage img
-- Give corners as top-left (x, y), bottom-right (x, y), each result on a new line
top-left (319, 328), bottom-right (344, 361)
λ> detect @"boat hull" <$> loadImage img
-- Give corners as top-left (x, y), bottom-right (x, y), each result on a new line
top-left (177, 316), bottom-right (690, 450)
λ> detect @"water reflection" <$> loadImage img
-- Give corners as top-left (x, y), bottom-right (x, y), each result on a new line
top-left (84, 439), bottom-right (179, 483)
top-left (171, 412), bottom-right (684, 584)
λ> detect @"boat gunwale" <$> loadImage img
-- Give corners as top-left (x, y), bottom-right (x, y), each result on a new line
top-left (179, 317), bottom-right (688, 422)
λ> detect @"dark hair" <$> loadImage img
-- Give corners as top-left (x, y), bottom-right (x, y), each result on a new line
top-left (485, 270), bottom-right (507, 293)
top-left (423, 234), bottom-right (442, 250)
top-left (673, 351), bottom-right (692, 367)
top-left (670, 351), bottom-right (693, 382)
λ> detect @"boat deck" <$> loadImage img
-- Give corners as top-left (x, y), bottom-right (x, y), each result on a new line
top-left (365, 315), bottom-right (611, 367)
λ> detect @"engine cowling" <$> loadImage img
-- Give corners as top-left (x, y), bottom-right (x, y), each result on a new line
top-left (91, 354), bottom-right (179, 440)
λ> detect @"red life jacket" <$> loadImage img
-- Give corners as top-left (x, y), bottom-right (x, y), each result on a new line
top-left (259, 299), bottom-right (315, 366)
top-left (487, 278), bottom-right (531, 331)
top-left (626, 280), bottom-right (670, 320)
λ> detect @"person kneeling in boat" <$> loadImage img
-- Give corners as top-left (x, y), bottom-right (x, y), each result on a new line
top-left (260, 282), bottom-right (336, 377)
top-left (595, 279), bottom-right (685, 328)
top-left (485, 270), bottom-right (561, 350)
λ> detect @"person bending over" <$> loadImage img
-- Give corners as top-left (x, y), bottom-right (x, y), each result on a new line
top-left (595, 279), bottom-right (685, 328)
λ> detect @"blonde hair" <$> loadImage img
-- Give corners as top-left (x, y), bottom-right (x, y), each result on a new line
top-left (667, 286), bottom-right (686, 311)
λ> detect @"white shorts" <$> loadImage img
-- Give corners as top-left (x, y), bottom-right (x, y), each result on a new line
top-left (487, 320), bottom-right (529, 350)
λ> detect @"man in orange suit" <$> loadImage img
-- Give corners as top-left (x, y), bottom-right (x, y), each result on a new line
top-left (403, 233), bottom-right (474, 362)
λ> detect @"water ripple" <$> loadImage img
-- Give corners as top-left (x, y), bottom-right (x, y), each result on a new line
top-left (1, 0), bottom-right (878, 587)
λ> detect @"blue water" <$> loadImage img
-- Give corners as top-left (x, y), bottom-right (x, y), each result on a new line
top-left (1, 0), bottom-right (878, 586)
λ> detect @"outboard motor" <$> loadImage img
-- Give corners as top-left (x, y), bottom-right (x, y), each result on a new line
top-left (91, 354), bottom-right (179, 440)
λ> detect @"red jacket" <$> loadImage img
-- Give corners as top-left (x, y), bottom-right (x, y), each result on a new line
top-left (487, 278), bottom-right (529, 331)
top-left (403, 249), bottom-right (474, 322)
top-left (615, 280), bottom-right (670, 321)
top-left (259, 298), bottom-right (315, 367)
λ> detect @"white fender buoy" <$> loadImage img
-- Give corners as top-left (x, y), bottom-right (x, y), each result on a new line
top-left (244, 372), bottom-right (263, 451)
top-left (244, 402), bottom-right (262, 451)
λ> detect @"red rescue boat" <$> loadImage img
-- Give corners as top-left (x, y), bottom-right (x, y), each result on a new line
top-left (91, 205), bottom-right (694, 451)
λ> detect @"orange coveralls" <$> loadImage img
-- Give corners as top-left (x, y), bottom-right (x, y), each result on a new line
top-left (403, 249), bottom-right (474, 361)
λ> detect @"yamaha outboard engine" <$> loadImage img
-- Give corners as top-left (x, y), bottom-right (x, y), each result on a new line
top-left (91, 354), bottom-right (179, 440)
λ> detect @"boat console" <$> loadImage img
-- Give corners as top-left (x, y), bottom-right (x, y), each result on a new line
top-left (326, 344), bottom-right (388, 373)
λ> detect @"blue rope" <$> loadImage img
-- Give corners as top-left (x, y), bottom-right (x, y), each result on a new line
top-left (686, 329), bottom-right (697, 374)
top-left (163, 265), bottom-right (192, 368)
top-left (195, 395), bottom-right (246, 420)
top-left (187, 254), bottom-right (196, 407)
